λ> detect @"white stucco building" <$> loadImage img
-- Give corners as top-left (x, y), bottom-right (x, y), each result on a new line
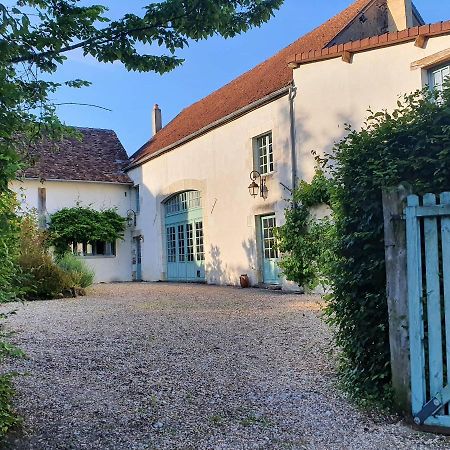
top-left (11, 128), bottom-right (136, 283)
top-left (125, 0), bottom-right (450, 289)
top-left (13, 0), bottom-right (450, 288)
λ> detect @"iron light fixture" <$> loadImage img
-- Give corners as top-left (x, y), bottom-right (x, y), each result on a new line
top-left (248, 170), bottom-right (267, 198)
top-left (127, 209), bottom-right (137, 227)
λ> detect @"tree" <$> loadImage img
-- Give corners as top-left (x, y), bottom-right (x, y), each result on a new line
top-left (1, 0), bottom-right (283, 186)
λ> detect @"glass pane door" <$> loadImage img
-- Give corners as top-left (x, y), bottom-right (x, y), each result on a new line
top-left (261, 215), bottom-right (280, 285)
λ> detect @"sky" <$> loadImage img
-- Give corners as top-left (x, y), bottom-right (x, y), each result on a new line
top-left (51, 0), bottom-right (450, 155)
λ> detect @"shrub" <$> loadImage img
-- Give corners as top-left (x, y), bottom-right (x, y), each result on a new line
top-left (48, 206), bottom-right (126, 256)
top-left (276, 169), bottom-right (335, 291)
top-left (0, 190), bottom-right (21, 303)
top-left (57, 253), bottom-right (95, 288)
top-left (17, 217), bottom-right (72, 300)
top-left (324, 83), bottom-right (450, 406)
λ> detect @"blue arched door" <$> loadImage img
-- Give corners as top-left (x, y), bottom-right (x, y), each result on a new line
top-left (164, 191), bottom-right (205, 282)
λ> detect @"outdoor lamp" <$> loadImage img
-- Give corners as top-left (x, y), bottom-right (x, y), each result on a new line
top-left (248, 180), bottom-right (259, 197)
top-left (127, 209), bottom-right (137, 227)
top-left (248, 171), bottom-right (266, 199)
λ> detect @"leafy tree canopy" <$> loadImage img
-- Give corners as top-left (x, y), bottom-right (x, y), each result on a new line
top-left (48, 206), bottom-right (127, 255)
top-left (0, 0), bottom-right (284, 188)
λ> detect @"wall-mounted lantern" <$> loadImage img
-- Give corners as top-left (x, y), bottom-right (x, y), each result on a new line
top-left (248, 170), bottom-right (267, 199)
top-left (127, 209), bottom-right (137, 227)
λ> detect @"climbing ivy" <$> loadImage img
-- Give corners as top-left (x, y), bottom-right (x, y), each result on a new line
top-left (276, 169), bottom-right (334, 290)
top-left (324, 82), bottom-right (450, 407)
top-left (48, 207), bottom-right (127, 255)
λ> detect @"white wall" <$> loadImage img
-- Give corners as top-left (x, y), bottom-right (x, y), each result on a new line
top-left (128, 95), bottom-right (296, 288)
top-left (129, 33), bottom-right (450, 290)
top-left (10, 178), bottom-right (134, 283)
top-left (293, 34), bottom-right (450, 182)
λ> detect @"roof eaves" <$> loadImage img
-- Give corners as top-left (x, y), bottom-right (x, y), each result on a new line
top-left (126, 85), bottom-right (291, 170)
top-left (21, 176), bottom-right (133, 186)
top-left (288, 20), bottom-right (450, 67)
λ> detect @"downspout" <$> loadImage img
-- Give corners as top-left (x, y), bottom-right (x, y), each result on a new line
top-left (289, 82), bottom-right (298, 193)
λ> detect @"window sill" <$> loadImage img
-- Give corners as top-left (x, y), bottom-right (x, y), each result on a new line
top-left (78, 255), bottom-right (117, 259)
top-left (261, 171), bottom-right (276, 178)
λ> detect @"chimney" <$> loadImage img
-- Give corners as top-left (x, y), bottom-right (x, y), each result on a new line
top-left (387, 0), bottom-right (413, 31)
top-left (152, 104), bottom-right (162, 136)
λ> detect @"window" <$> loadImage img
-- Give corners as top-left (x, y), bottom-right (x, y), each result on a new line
top-left (165, 191), bottom-right (201, 216)
top-left (178, 224), bottom-right (185, 262)
top-left (72, 241), bottom-right (116, 257)
top-left (262, 216), bottom-right (279, 260)
top-left (255, 132), bottom-right (273, 175)
top-left (195, 221), bottom-right (205, 261)
top-left (186, 223), bottom-right (194, 262)
top-left (429, 63), bottom-right (450, 93)
top-left (167, 226), bottom-right (176, 263)
top-left (134, 185), bottom-right (140, 213)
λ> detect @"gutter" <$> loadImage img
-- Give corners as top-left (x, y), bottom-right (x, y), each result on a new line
top-left (288, 82), bottom-right (298, 193)
top-left (18, 177), bottom-right (133, 186)
top-left (126, 86), bottom-right (290, 171)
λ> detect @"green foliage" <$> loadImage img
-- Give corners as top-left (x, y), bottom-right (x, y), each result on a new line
top-left (4, 1), bottom-right (283, 73)
top-left (324, 83), bottom-right (450, 405)
top-left (48, 206), bottom-right (126, 256)
top-left (276, 170), bottom-right (334, 290)
top-left (57, 253), bottom-right (94, 289)
top-left (0, 191), bottom-right (21, 303)
top-left (293, 168), bottom-right (332, 208)
top-left (0, 374), bottom-right (20, 438)
top-left (17, 217), bottom-right (73, 300)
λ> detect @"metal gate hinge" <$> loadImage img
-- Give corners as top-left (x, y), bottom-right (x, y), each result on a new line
top-left (414, 397), bottom-right (442, 425)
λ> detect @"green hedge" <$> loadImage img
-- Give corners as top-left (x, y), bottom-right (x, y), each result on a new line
top-left (324, 84), bottom-right (450, 405)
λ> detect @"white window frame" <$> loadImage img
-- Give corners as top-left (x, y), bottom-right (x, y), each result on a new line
top-left (254, 132), bottom-right (274, 176)
top-left (71, 241), bottom-right (117, 258)
top-left (429, 63), bottom-right (450, 94)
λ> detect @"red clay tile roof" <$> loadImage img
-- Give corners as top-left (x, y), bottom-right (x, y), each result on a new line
top-left (129, 0), bottom-right (374, 166)
top-left (21, 127), bottom-right (132, 184)
top-left (289, 20), bottom-right (450, 65)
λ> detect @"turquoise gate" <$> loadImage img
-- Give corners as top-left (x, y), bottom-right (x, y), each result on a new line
top-left (406, 192), bottom-right (450, 428)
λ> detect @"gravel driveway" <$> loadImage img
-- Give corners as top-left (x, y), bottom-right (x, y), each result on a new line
top-left (2, 283), bottom-right (449, 450)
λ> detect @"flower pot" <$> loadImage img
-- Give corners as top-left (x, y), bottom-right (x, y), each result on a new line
top-left (240, 274), bottom-right (250, 288)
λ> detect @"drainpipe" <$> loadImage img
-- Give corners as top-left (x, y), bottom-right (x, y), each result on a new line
top-left (289, 82), bottom-right (298, 193)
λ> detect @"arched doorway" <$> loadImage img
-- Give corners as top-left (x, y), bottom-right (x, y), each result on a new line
top-left (164, 190), bottom-right (205, 282)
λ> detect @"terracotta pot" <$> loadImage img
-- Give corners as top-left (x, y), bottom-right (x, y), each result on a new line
top-left (240, 274), bottom-right (250, 288)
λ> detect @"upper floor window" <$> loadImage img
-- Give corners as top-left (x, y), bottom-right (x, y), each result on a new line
top-left (429, 63), bottom-right (450, 94)
top-left (133, 185), bottom-right (140, 214)
top-left (255, 132), bottom-right (273, 175)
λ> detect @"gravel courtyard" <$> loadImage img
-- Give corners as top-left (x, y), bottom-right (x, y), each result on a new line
top-left (2, 283), bottom-right (449, 450)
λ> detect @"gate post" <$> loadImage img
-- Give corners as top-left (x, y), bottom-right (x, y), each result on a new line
top-left (382, 183), bottom-right (413, 414)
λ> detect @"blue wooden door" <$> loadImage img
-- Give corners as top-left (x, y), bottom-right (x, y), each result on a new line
top-left (406, 192), bottom-right (450, 429)
top-left (165, 191), bottom-right (205, 282)
top-left (261, 215), bottom-right (280, 285)
top-left (132, 237), bottom-right (142, 281)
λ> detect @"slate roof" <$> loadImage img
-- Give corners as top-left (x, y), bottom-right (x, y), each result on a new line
top-left (21, 127), bottom-right (132, 184)
top-left (129, 0), bottom-right (374, 167)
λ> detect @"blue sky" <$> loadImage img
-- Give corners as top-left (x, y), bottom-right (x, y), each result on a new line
top-left (52, 0), bottom-right (450, 155)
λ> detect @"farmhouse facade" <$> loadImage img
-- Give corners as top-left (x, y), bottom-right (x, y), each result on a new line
top-left (13, 0), bottom-right (450, 288)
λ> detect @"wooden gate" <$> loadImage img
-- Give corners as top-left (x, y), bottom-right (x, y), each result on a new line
top-left (406, 192), bottom-right (450, 428)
